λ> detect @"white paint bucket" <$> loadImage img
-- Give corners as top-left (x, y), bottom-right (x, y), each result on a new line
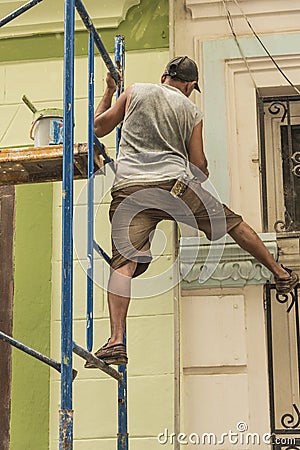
top-left (30, 108), bottom-right (63, 147)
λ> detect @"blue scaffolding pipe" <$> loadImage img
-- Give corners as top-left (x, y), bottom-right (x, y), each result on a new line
top-left (60, 0), bottom-right (75, 447)
top-left (93, 239), bottom-right (111, 264)
top-left (0, 331), bottom-right (77, 380)
top-left (94, 134), bottom-right (114, 165)
top-left (0, 0), bottom-right (43, 28)
top-left (75, 0), bottom-right (121, 85)
top-left (87, 32), bottom-right (95, 352)
top-left (115, 35), bottom-right (125, 157)
top-left (92, 143), bottom-right (115, 268)
top-left (115, 35), bottom-right (128, 450)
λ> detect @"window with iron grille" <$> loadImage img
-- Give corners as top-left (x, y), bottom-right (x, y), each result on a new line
top-left (258, 95), bottom-right (300, 234)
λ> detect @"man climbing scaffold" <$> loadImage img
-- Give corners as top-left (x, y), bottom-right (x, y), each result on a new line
top-left (87, 56), bottom-right (299, 367)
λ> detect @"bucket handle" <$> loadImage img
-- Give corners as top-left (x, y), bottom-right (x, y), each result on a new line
top-left (29, 115), bottom-right (63, 141)
top-left (29, 116), bottom-right (40, 141)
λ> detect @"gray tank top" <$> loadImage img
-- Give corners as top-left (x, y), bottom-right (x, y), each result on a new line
top-left (113, 83), bottom-right (203, 190)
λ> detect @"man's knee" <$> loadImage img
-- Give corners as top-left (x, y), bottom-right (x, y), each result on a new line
top-left (112, 261), bottom-right (137, 278)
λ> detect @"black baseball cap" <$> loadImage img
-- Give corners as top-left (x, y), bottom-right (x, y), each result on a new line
top-left (164, 56), bottom-right (201, 92)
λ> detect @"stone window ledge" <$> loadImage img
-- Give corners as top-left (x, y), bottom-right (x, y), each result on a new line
top-left (180, 233), bottom-right (277, 289)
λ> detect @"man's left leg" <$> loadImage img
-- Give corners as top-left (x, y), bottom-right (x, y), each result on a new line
top-left (107, 260), bottom-right (137, 346)
top-left (229, 221), bottom-right (299, 291)
top-left (185, 183), bottom-right (299, 293)
top-left (85, 261), bottom-right (136, 367)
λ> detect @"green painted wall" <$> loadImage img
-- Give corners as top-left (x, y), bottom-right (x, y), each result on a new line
top-left (0, 0), bottom-right (169, 62)
top-left (10, 183), bottom-right (53, 450)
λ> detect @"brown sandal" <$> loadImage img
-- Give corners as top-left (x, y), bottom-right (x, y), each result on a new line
top-left (84, 340), bottom-right (128, 368)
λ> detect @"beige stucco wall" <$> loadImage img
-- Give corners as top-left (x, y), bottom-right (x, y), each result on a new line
top-left (181, 286), bottom-right (270, 448)
top-left (173, 1), bottom-right (300, 447)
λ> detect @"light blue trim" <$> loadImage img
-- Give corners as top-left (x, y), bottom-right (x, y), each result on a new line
top-left (202, 32), bottom-right (300, 203)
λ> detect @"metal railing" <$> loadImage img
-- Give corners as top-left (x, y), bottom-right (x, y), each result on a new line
top-left (266, 282), bottom-right (300, 449)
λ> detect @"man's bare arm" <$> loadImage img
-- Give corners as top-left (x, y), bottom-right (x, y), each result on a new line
top-left (94, 74), bottom-right (132, 137)
top-left (188, 120), bottom-right (209, 179)
top-left (94, 73), bottom-right (116, 119)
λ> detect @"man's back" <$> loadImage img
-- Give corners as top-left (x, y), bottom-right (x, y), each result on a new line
top-left (113, 83), bottom-right (203, 190)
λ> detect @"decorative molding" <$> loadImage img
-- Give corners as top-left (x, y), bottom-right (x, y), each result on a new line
top-left (0, 0), bottom-right (140, 38)
top-left (180, 233), bottom-right (277, 289)
top-left (185, 0), bottom-right (300, 20)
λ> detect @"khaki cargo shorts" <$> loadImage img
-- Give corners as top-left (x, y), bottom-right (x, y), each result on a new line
top-left (109, 179), bottom-right (243, 278)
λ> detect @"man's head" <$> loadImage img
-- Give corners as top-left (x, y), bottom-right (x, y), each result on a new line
top-left (161, 56), bottom-right (200, 97)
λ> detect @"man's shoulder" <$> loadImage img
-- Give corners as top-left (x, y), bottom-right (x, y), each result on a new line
top-left (132, 82), bottom-right (161, 91)
top-left (129, 83), bottom-right (166, 101)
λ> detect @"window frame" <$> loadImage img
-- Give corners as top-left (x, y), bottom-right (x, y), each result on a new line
top-left (257, 94), bottom-right (300, 235)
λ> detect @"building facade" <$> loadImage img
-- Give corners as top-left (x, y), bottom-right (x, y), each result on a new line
top-left (0, 0), bottom-right (299, 449)
top-left (175, 1), bottom-right (300, 448)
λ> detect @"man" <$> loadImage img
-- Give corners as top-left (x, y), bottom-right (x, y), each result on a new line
top-left (86, 56), bottom-right (298, 367)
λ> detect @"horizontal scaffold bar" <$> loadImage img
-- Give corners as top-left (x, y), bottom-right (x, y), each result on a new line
top-left (73, 342), bottom-right (123, 383)
top-left (0, 331), bottom-right (77, 379)
top-left (0, 0), bottom-right (43, 28)
top-left (74, 0), bottom-right (121, 84)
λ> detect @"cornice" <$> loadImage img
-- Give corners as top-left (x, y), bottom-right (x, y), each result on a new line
top-left (180, 233), bottom-right (277, 289)
top-left (0, 0), bottom-right (140, 38)
top-left (185, 0), bottom-right (300, 20)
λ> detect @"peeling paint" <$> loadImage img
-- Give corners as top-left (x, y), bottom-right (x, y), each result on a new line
top-left (59, 409), bottom-right (73, 450)
top-left (0, 144), bottom-right (104, 185)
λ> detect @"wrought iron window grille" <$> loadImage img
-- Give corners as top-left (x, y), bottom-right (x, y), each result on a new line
top-left (266, 283), bottom-right (300, 449)
top-left (258, 95), bottom-right (300, 234)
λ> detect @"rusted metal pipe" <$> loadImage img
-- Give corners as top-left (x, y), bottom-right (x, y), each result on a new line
top-left (59, 410), bottom-right (73, 450)
top-left (0, 331), bottom-right (77, 380)
top-left (73, 342), bottom-right (123, 383)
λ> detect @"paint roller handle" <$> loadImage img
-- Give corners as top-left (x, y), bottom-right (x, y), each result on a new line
top-left (22, 95), bottom-right (37, 113)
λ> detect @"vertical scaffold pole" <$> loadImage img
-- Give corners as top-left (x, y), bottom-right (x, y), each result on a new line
top-left (60, 0), bottom-right (75, 448)
top-left (115, 35), bottom-right (125, 156)
top-left (115, 35), bottom-right (128, 450)
top-left (87, 32), bottom-right (95, 352)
